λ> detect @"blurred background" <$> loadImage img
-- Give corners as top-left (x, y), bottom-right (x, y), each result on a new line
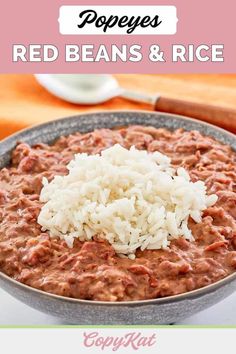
top-left (1, 74), bottom-right (236, 140)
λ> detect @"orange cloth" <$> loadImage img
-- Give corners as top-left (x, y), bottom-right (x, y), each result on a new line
top-left (1, 74), bottom-right (236, 140)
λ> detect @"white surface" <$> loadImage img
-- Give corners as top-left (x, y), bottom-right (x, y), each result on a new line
top-left (0, 287), bottom-right (235, 325)
top-left (58, 6), bottom-right (178, 35)
top-left (1, 329), bottom-right (235, 354)
top-left (2, 328), bottom-right (235, 354)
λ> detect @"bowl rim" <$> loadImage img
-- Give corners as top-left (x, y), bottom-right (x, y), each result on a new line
top-left (0, 109), bottom-right (236, 146)
top-left (0, 109), bottom-right (236, 306)
top-left (1, 265), bottom-right (236, 307)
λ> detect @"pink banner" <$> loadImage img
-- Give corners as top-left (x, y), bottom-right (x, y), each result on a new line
top-left (0, 0), bottom-right (235, 73)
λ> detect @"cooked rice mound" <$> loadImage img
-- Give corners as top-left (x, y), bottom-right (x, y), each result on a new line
top-left (38, 144), bottom-right (217, 257)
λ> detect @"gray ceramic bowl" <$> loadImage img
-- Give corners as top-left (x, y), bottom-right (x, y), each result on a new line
top-left (0, 110), bottom-right (236, 325)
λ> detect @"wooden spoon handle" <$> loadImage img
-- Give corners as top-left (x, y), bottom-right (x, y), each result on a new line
top-left (155, 97), bottom-right (236, 134)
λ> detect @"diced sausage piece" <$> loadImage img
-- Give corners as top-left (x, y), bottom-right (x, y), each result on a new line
top-left (159, 261), bottom-right (192, 276)
top-left (205, 241), bottom-right (228, 252)
top-left (194, 261), bottom-right (210, 273)
top-left (128, 264), bottom-right (153, 276)
top-left (21, 239), bottom-right (53, 266)
top-left (12, 143), bottom-right (31, 165)
top-left (179, 263), bottom-right (192, 274)
top-left (125, 131), bottom-right (153, 149)
top-left (19, 156), bottom-right (38, 173)
top-left (174, 238), bottom-right (190, 250)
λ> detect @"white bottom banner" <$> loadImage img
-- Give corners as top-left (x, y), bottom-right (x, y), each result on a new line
top-left (0, 327), bottom-right (235, 353)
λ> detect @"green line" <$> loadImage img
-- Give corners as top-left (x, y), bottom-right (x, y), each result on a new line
top-left (0, 325), bottom-right (236, 329)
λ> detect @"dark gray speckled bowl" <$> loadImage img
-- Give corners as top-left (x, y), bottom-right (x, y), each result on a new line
top-left (0, 110), bottom-right (236, 325)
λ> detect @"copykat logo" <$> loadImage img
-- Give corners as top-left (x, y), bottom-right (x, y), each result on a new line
top-left (83, 331), bottom-right (157, 351)
top-left (59, 6), bottom-right (178, 35)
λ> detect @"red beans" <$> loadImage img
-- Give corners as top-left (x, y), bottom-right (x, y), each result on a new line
top-left (0, 126), bottom-right (236, 301)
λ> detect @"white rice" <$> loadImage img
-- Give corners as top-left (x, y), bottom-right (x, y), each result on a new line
top-left (38, 144), bottom-right (217, 257)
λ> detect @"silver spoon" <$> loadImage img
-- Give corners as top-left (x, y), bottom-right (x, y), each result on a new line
top-left (34, 74), bottom-right (236, 133)
top-left (35, 74), bottom-right (158, 105)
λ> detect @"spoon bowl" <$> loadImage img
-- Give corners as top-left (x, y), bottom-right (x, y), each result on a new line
top-left (35, 74), bottom-right (122, 104)
top-left (35, 74), bottom-right (158, 105)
